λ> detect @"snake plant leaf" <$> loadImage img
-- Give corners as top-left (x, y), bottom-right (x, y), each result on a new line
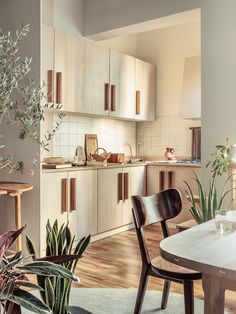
top-left (8, 289), bottom-right (51, 314)
top-left (9, 250), bottom-right (22, 262)
top-left (45, 277), bottom-right (55, 308)
top-left (74, 235), bottom-right (91, 256)
top-left (25, 235), bottom-right (37, 260)
top-left (17, 261), bottom-right (78, 281)
top-left (37, 254), bottom-right (80, 264)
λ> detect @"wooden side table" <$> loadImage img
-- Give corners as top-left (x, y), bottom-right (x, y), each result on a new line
top-left (0, 182), bottom-right (33, 251)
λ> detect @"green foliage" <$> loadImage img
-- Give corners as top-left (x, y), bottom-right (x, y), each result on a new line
top-left (185, 138), bottom-right (235, 224)
top-left (0, 24), bottom-right (64, 172)
top-left (26, 220), bottom-right (91, 314)
top-left (0, 226), bottom-right (78, 314)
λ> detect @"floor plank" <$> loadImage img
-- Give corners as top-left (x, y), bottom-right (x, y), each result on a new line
top-left (75, 224), bottom-right (236, 313)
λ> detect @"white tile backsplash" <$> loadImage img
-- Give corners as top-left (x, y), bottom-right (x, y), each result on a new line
top-left (137, 116), bottom-right (201, 159)
top-left (50, 114), bottom-right (136, 160)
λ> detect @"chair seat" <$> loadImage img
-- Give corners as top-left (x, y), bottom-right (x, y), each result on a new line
top-left (151, 256), bottom-right (202, 281)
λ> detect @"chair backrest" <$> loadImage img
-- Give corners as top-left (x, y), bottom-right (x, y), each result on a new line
top-left (131, 188), bottom-right (182, 265)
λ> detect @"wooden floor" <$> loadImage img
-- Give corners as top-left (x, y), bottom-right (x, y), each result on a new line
top-left (76, 224), bottom-right (236, 313)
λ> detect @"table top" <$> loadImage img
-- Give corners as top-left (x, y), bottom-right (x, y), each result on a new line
top-left (160, 216), bottom-right (236, 280)
top-left (0, 182), bottom-right (33, 193)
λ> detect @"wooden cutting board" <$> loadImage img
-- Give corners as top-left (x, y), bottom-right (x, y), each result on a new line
top-left (85, 134), bottom-right (98, 161)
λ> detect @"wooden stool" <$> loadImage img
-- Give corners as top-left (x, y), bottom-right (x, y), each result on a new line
top-left (0, 182), bottom-right (33, 251)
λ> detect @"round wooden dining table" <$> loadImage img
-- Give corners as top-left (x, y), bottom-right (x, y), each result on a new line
top-left (0, 182), bottom-right (33, 251)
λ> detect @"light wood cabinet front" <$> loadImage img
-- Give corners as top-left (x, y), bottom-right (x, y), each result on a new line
top-left (147, 165), bottom-right (201, 223)
top-left (98, 168), bottom-right (123, 233)
top-left (41, 172), bottom-right (68, 253)
top-left (84, 40), bottom-right (110, 116)
top-left (135, 59), bottom-right (156, 121)
top-left (122, 166), bottom-right (146, 225)
top-left (54, 29), bottom-right (84, 111)
top-left (109, 50), bottom-right (135, 119)
top-left (68, 170), bottom-right (97, 241)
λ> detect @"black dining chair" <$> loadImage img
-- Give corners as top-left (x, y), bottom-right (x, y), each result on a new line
top-left (131, 188), bottom-right (202, 314)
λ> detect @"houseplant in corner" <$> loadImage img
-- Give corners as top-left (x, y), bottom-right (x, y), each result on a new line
top-left (26, 220), bottom-right (91, 314)
top-left (0, 226), bottom-right (80, 314)
top-left (185, 138), bottom-right (235, 224)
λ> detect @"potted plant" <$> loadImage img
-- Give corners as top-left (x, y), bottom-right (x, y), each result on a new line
top-left (185, 138), bottom-right (235, 224)
top-left (0, 225), bottom-right (81, 314)
top-left (26, 220), bottom-right (90, 314)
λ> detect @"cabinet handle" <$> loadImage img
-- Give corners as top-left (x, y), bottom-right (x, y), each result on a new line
top-left (70, 178), bottom-right (76, 212)
top-left (61, 178), bottom-right (68, 213)
top-left (47, 70), bottom-right (54, 103)
top-left (159, 171), bottom-right (165, 191)
top-left (118, 173), bottom-right (123, 201)
top-left (111, 84), bottom-right (116, 111)
top-left (124, 172), bottom-right (129, 200)
top-left (167, 171), bottom-right (173, 188)
top-left (136, 90), bottom-right (141, 115)
top-left (56, 72), bottom-right (62, 104)
top-left (104, 83), bottom-right (110, 110)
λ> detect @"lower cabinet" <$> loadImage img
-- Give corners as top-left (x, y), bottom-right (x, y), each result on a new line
top-left (147, 165), bottom-right (201, 223)
top-left (41, 170), bottom-right (97, 253)
top-left (98, 165), bottom-right (146, 233)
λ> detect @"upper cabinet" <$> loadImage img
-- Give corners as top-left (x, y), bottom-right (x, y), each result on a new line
top-left (54, 29), bottom-right (84, 112)
top-left (41, 25), bottom-right (84, 112)
top-left (42, 27), bottom-right (156, 121)
top-left (135, 59), bottom-right (156, 121)
top-left (109, 50), bottom-right (136, 119)
top-left (84, 40), bottom-right (110, 116)
top-left (180, 56), bottom-right (201, 119)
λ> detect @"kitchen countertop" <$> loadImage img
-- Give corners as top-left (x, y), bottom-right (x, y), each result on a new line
top-left (42, 160), bottom-right (201, 173)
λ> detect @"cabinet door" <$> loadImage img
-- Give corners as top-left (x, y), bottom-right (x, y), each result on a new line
top-left (98, 168), bottom-right (123, 233)
top-left (54, 29), bottom-right (84, 111)
top-left (40, 172), bottom-right (68, 254)
top-left (84, 40), bottom-right (110, 116)
top-left (68, 170), bottom-right (97, 241)
top-left (122, 166), bottom-right (147, 225)
top-left (135, 59), bottom-right (156, 121)
top-left (109, 50), bottom-right (135, 119)
top-left (147, 165), bottom-right (167, 195)
top-left (167, 166), bottom-right (201, 223)
top-left (41, 25), bottom-right (54, 106)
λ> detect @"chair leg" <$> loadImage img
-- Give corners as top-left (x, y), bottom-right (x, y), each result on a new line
top-left (134, 267), bottom-right (149, 314)
top-left (183, 280), bottom-right (194, 314)
top-left (161, 280), bottom-right (171, 309)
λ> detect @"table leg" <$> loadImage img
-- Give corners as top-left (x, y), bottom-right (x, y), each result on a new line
top-left (15, 194), bottom-right (22, 251)
top-left (202, 274), bottom-right (225, 314)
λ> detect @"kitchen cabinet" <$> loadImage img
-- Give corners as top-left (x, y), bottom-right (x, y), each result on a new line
top-left (135, 58), bottom-right (156, 121)
top-left (42, 25), bottom-right (84, 111)
top-left (98, 165), bottom-right (146, 233)
top-left (109, 50), bottom-right (136, 119)
top-left (84, 40), bottom-right (110, 116)
top-left (41, 170), bottom-right (97, 253)
top-left (147, 165), bottom-right (201, 223)
top-left (68, 170), bottom-right (97, 240)
top-left (54, 29), bottom-right (84, 111)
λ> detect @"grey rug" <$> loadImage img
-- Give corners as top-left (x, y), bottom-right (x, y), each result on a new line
top-left (22, 288), bottom-right (230, 314)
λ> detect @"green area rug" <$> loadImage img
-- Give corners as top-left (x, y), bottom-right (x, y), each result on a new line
top-left (22, 288), bottom-right (230, 314)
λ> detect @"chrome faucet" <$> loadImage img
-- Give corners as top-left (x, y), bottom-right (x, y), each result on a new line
top-left (126, 143), bottom-right (133, 159)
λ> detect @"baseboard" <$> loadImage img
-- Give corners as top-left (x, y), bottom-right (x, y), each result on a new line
top-left (90, 223), bottom-right (134, 242)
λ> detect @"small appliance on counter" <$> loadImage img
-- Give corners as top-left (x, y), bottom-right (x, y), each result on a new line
top-left (72, 146), bottom-right (86, 166)
top-left (165, 148), bottom-right (176, 160)
top-left (107, 153), bottom-right (125, 164)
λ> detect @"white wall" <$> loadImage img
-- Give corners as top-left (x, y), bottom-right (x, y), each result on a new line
top-left (0, 0), bottom-right (41, 251)
top-left (84, 0), bottom-right (200, 38)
